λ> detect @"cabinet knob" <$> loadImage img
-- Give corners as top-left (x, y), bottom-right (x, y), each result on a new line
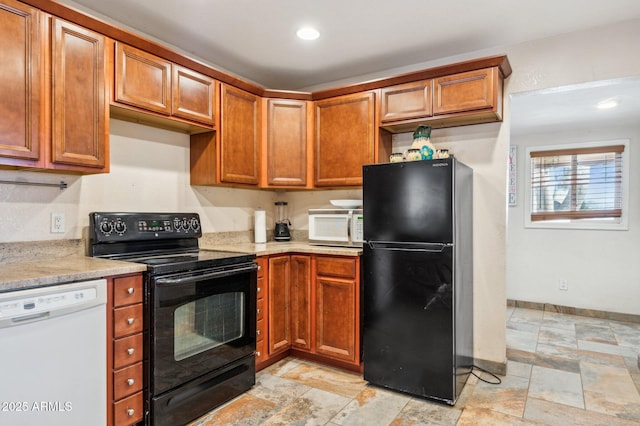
top-left (257, 287), bottom-right (261, 293)
top-left (256, 329), bottom-right (261, 336)
top-left (256, 351), bottom-right (261, 357)
top-left (127, 287), bottom-right (135, 294)
top-left (127, 317), bottom-right (135, 325)
top-left (256, 308), bottom-right (261, 315)
top-left (127, 408), bottom-right (135, 417)
top-left (127, 378), bottom-right (135, 386)
top-left (127, 348), bottom-right (135, 355)
top-left (257, 265), bottom-right (262, 271)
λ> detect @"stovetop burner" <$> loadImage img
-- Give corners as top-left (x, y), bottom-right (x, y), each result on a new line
top-left (88, 212), bottom-right (255, 274)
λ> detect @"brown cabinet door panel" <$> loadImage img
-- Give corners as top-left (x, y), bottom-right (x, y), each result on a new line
top-left (114, 42), bottom-right (171, 114)
top-left (380, 79), bottom-right (433, 123)
top-left (113, 275), bottom-right (143, 307)
top-left (50, 18), bottom-right (106, 168)
top-left (113, 304), bottom-right (144, 338)
top-left (290, 255), bottom-right (311, 350)
top-left (113, 391), bottom-right (143, 426)
top-left (266, 99), bottom-right (307, 186)
top-left (315, 276), bottom-right (356, 362)
top-left (268, 255), bottom-right (291, 353)
top-left (434, 68), bottom-right (497, 115)
top-left (172, 65), bottom-right (215, 125)
top-left (315, 92), bottom-right (374, 187)
top-left (113, 362), bottom-right (143, 401)
top-left (316, 256), bottom-right (357, 279)
top-left (220, 84), bottom-right (260, 184)
top-left (0, 0), bottom-right (42, 163)
top-left (113, 334), bottom-right (143, 370)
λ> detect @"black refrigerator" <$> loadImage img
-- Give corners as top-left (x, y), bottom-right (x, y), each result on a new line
top-left (362, 157), bottom-right (473, 405)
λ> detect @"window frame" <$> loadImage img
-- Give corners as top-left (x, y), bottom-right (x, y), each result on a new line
top-left (524, 139), bottom-right (630, 230)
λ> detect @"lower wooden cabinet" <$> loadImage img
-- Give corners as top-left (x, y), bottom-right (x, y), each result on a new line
top-left (107, 273), bottom-right (145, 426)
top-left (256, 253), bottom-right (360, 371)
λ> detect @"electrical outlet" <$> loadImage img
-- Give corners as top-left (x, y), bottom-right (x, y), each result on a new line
top-left (51, 213), bottom-right (65, 233)
top-left (559, 279), bottom-right (568, 291)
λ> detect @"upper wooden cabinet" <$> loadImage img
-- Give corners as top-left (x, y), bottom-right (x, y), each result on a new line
top-left (115, 42), bottom-right (171, 114)
top-left (220, 84), bottom-right (260, 185)
top-left (49, 18), bottom-right (108, 170)
top-left (0, 5), bottom-right (109, 173)
top-left (380, 79), bottom-right (433, 123)
top-left (113, 42), bottom-right (215, 127)
top-left (261, 99), bottom-right (312, 188)
top-left (434, 67), bottom-right (498, 115)
top-left (314, 92), bottom-right (375, 187)
top-left (0, 0), bottom-right (43, 166)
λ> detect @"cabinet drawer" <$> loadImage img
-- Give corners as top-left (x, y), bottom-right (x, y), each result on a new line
top-left (113, 275), bottom-right (143, 307)
top-left (255, 339), bottom-right (267, 363)
top-left (256, 258), bottom-right (267, 279)
top-left (113, 334), bottom-right (143, 370)
top-left (316, 257), bottom-right (357, 279)
top-left (113, 391), bottom-right (143, 426)
top-left (113, 304), bottom-right (143, 337)
top-left (257, 277), bottom-right (264, 299)
top-left (257, 297), bottom-right (264, 321)
top-left (113, 362), bottom-right (143, 401)
top-left (256, 317), bottom-right (265, 341)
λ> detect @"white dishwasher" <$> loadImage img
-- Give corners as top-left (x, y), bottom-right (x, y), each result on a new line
top-left (0, 279), bottom-right (106, 426)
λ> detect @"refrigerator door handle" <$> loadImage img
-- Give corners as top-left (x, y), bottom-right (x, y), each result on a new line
top-left (367, 241), bottom-right (451, 252)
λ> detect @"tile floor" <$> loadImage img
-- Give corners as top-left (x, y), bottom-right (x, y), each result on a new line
top-left (190, 307), bottom-right (640, 425)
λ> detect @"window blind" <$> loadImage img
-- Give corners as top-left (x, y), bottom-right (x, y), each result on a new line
top-left (530, 145), bottom-right (624, 222)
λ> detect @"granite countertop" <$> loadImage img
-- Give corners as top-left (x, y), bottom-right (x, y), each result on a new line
top-left (0, 241), bottom-right (361, 294)
top-left (200, 241), bottom-right (363, 257)
top-left (0, 256), bottom-right (147, 293)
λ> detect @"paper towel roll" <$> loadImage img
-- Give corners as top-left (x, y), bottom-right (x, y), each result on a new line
top-left (254, 210), bottom-right (266, 243)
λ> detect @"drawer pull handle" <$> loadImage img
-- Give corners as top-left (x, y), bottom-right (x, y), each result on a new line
top-left (127, 288), bottom-right (135, 294)
top-left (257, 287), bottom-right (261, 292)
top-left (127, 408), bottom-right (135, 417)
top-left (256, 308), bottom-right (261, 315)
top-left (127, 318), bottom-right (135, 325)
top-left (127, 378), bottom-right (135, 386)
top-left (256, 351), bottom-right (261, 357)
top-left (257, 265), bottom-right (262, 271)
top-left (256, 329), bottom-right (261, 336)
top-left (127, 348), bottom-right (135, 355)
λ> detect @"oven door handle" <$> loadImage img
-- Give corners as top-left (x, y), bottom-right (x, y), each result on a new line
top-left (154, 263), bottom-right (258, 286)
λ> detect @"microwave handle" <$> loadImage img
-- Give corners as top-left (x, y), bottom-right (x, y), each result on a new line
top-left (155, 263), bottom-right (258, 286)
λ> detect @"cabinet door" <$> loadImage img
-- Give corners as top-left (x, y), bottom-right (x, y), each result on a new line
top-left (220, 84), bottom-right (260, 185)
top-left (268, 255), bottom-right (291, 354)
top-left (380, 79), bottom-right (432, 123)
top-left (50, 18), bottom-right (107, 169)
top-left (172, 65), bottom-right (215, 125)
top-left (265, 99), bottom-right (308, 187)
top-left (290, 255), bottom-right (311, 350)
top-left (315, 276), bottom-right (356, 362)
top-left (315, 92), bottom-right (375, 187)
top-left (114, 42), bottom-right (171, 114)
top-left (434, 67), bottom-right (498, 115)
top-left (0, 0), bottom-right (43, 164)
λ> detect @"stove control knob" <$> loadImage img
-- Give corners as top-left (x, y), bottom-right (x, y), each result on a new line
top-left (181, 218), bottom-right (189, 231)
top-left (189, 217), bottom-right (201, 232)
top-left (173, 217), bottom-right (181, 230)
top-left (100, 220), bottom-right (113, 235)
top-left (114, 219), bottom-right (127, 234)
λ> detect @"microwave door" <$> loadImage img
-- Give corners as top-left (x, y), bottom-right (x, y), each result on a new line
top-left (310, 214), bottom-right (350, 244)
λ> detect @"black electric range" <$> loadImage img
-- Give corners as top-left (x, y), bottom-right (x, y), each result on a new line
top-left (88, 212), bottom-right (257, 426)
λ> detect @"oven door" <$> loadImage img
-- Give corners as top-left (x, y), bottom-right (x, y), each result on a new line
top-left (150, 261), bottom-right (257, 396)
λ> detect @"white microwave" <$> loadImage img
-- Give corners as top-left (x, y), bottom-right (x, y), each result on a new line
top-left (308, 209), bottom-right (364, 247)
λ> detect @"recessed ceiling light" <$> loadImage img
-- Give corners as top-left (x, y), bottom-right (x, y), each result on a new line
top-left (296, 27), bottom-right (320, 41)
top-left (597, 98), bottom-right (619, 109)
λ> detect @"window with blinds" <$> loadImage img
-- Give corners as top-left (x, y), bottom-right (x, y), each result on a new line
top-left (529, 145), bottom-right (624, 222)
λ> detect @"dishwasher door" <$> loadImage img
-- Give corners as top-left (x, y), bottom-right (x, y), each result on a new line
top-left (0, 279), bottom-right (107, 426)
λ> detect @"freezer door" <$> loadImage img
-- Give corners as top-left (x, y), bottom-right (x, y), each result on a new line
top-left (363, 160), bottom-right (454, 243)
top-left (363, 244), bottom-right (459, 403)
